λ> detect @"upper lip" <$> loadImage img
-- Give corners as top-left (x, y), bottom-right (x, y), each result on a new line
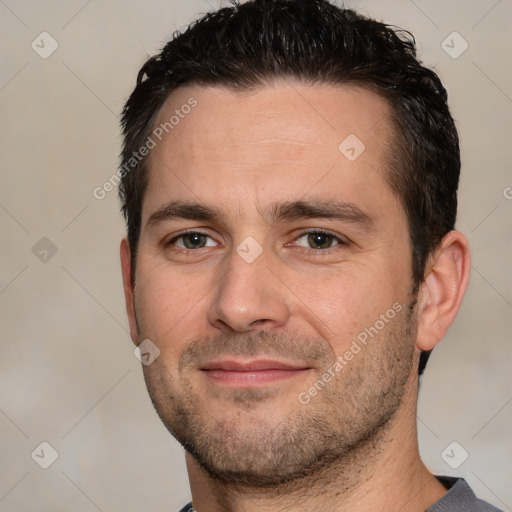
top-left (200, 359), bottom-right (311, 371)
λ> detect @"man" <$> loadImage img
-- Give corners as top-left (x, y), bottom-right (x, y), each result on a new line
top-left (118, 1), bottom-right (501, 510)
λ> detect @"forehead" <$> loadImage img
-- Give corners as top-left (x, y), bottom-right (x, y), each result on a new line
top-left (143, 82), bottom-right (399, 224)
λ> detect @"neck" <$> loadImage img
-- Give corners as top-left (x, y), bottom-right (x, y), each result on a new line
top-left (185, 374), bottom-right (447, 512)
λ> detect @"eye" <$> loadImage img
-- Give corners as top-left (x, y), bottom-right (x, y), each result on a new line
top-left (168, 231), bottom-right (217, 250)
top-left (293, 230), bottom-right (345, 250)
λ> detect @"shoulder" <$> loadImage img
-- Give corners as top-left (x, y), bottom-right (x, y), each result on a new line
top-left (428, 477), bottom-right (504, 512)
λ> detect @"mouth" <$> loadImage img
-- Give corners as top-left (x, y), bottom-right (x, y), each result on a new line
top-left (200, 359), bottom-right (313, 387)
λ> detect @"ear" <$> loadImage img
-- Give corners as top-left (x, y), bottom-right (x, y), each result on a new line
top-left (120, 238), bottom-right (139, 346)
top-left (415, 230), bottom-right (471, 351)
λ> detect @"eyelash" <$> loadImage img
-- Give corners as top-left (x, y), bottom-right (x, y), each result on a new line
top-left (293, 229), bottom-right (347, 251)
top-left (166, 228), bottom-right (347, 252)
top-left (167, 229), bottom-right (216, 250)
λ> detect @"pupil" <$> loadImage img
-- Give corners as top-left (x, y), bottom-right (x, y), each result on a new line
top-left (308, 233), bottom-right (331, 249)
top-left (185, 233), bottom-right (205, 248)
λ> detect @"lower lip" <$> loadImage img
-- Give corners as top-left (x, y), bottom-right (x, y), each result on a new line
top-left (201, 369), bottom-right (310, 386)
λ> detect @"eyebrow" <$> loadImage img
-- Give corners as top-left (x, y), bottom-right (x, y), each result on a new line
top-left (146, 201), bottom-right (219, 230)
top-left (145, 199), bottom-right (376, 232)
top-left (268, 200), bottom-right (375, 231)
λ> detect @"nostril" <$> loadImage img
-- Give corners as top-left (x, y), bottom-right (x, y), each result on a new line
top-left (250, 318), bottom-right (271, 326)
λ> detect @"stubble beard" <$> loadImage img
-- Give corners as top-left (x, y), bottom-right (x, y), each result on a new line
top-left (141, 299), bottom-right (417, 490)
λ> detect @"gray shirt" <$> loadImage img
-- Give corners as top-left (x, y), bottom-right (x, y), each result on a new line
top-left (178, 476), bottom-right (504, 511)
top-left (426, 477), bottom-right (503, 511)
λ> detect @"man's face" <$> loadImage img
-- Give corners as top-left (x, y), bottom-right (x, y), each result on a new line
top-left (126, 83), bottom-right (419, 485)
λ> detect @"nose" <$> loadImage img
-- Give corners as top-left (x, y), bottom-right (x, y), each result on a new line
top-left (207, 247), bottom-right (291, 334)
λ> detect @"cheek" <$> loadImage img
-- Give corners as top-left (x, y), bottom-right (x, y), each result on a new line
top-left (134, 263), bottom-right (208, 348)
top-left (292, 269), bottom-right (402, 352)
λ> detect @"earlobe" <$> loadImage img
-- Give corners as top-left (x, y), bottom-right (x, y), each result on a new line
top-left (120, 239), bottom-right (139, 346)
top-left (415, 231), bottom-right (471, 351)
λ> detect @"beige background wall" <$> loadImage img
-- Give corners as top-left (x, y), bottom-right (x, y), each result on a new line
top-left (1, 0), bottom-right (511, 510)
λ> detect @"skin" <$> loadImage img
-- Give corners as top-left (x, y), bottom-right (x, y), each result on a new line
top-left (120, 82), bottom-right (471, 512)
